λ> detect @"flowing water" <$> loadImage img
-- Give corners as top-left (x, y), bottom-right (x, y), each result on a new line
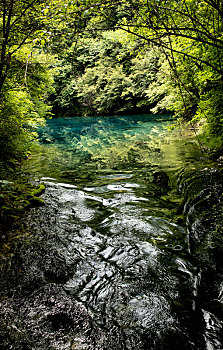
top-left (0, 114), bottom-right (221, 349)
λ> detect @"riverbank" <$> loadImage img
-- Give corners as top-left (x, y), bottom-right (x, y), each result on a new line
top-left (181, 166), bottom-right (223, 349)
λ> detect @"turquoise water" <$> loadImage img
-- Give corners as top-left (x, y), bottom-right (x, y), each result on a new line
top-left (38, 114), bottom-right (172, 144)
top-left (26, 114), bottom-right (207, 185)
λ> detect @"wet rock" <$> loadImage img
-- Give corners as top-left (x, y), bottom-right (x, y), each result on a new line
top-left (182, 169), bottom-right (223, 265)
top-left (0, 284), bottom-right (94, 350)
top-left (180, 167), bottom-right (223, 350)
top-left (42, 251), bottom-right (80, 284)
top-left (152, 171), bottom-right (170, 195)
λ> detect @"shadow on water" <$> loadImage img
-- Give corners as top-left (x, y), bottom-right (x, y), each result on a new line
top-left (0, 114), bottom-right (220, 349)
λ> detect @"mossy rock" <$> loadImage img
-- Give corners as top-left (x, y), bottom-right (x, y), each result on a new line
top-left (1, 206), bottom-right (24, 219)
top-left (23, 200), bottom-right (32, 209)
top-left (1, 206), bottom-right (16, 216)
top-left (160, 194), bottom-right (183, 205)
top-left (32, 183), bottom-right (46, 196)
top-left (26, 183), bottom-right (45, 199)
top-left (0, 181), bottom-right (46, 228)
top-left (28, 196), bottom-right (45, 207)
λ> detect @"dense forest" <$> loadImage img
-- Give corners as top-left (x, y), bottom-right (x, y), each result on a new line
top-left (0, 0), bottom-right (223, 171)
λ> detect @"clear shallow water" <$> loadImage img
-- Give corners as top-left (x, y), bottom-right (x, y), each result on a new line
top-left (0, 115), bottom-right (217, 349)
top-left (26, 114), bottom-right (208, 184)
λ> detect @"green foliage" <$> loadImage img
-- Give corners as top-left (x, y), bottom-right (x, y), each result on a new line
top-left (193, 84), bottom-right (223, 151)
top-left (75, 58), bottom-right (130, 115)
top-left (0, 46), bottom-right (55, 171)
top-left (52, 31), bottom-right (160, 116)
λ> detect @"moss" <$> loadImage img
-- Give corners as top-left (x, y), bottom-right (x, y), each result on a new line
top-left (28, 196), bottom-right (45, 207)
top-left (160, 193), bottom-right (183, 205)
top-left (0, 180), bottom-right (46, 229)
top-left (26, 183), bottom-right (45, 198)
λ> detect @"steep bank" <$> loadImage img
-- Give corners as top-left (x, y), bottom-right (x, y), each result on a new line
top-left (179, 166), bottom-right (223, 349)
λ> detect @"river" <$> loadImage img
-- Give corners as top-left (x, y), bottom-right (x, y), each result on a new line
top-left (0, 114), bottom-right (222, 349)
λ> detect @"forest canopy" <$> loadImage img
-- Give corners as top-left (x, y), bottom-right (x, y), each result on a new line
top-left (1, 0), bottom-right (223, 171)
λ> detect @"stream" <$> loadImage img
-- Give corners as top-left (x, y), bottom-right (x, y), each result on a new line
top-left (0, 114), bottom-right (223, 349)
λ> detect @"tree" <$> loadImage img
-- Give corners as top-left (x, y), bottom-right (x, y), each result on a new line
top-left (0, 0), bottom-right (57, 169)
top-left (51, 29), bottom-right (160, 116)
top-left (0, 0), bottom-right (45, 93)
top-left (78, 0), bottom-right (223, 75)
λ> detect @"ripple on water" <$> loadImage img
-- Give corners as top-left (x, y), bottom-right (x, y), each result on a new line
top-left (99, 173), bottom-right (133, 180)
top-left (0, 178), bottom-right (196, 349)
top-left (84, 181), bottom-right (141, 194)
